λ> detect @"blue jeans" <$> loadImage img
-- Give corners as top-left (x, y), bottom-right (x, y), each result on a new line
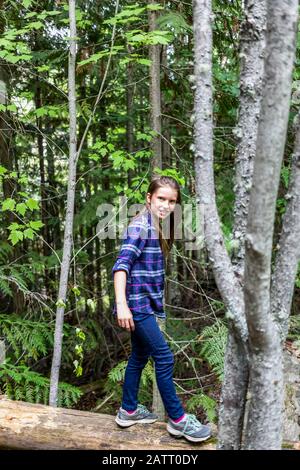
top-left (121, 314), bottom-right (185, 420)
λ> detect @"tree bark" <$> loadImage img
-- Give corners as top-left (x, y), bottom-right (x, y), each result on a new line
top-left (232, 0), bottom-right (267, 281)
top-left (49, 0), bottom-right (77, 407)
top-left (217, 329), bottom-right (249, 449)
top-left (243, 0), bottom-right (298, 449)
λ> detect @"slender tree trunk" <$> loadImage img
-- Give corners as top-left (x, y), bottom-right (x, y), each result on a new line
top-left (148, 0), bottom-right (162, 171)
top-left (161, 45), bottom-right (171, 168)
top-left (49, 0), bottom-right (77, 406)
top-left (35, 83), bottom-right (51, 293)
top-left (232, 0), bottom-right (267, 281)
top-left (46, 124), bottom-right (61, 254)
top-left (126, 43), bottom-right (134, 186)
top-left (271, 114), bottom-right (300, 339)
top-left (243, 0), bottom-right (298, 449)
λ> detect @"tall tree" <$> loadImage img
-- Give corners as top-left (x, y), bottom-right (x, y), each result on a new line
top-left (49, 0), bottom-right (78, 407)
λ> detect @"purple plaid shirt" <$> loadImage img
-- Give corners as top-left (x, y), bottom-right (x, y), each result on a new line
top-left (112, 208), bottom-right (165, 319)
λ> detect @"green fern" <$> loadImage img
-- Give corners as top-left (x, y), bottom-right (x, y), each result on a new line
top-left (140, 361), bottom-right (154, 387)
top-left (107, 360), bottom-right (128, 383)
top-left (0, 314), bottom-right (93, 369)
top-left (0, 241), bottom-right (13, 264)
top-left (0, 314), bottom-right (54, 360)
top-left (200, 319), bottom-right (228, 381)
top-left (0, 362), bottom-right (82, 407)
top-left (102, 359), bottom-right (154, 410)
top-left (156, 12), bottom-right (192, 34)
top-left (0, 257), bottom-right (45, 298)
top-left (0, 275), bottom-right (13, 297)
top-left (186, 392), bottom-right (217, 423)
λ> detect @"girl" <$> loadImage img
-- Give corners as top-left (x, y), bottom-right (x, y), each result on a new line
top-left (112, 175), bottom-right (211, 443)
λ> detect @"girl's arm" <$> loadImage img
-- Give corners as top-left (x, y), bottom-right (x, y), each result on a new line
top-left (113, 270), bottom-right (135, 331)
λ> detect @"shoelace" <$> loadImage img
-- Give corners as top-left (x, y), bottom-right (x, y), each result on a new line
top-left (183, 414), bottom-right (202, 433)
top-left (137, 404), bottom-right (149, 416)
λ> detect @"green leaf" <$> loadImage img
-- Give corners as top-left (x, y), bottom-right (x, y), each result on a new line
top-left (2, 198), bottom-right (16, 211)
top-left (72, 286), bottom-right (81, 296)
top-left (16, 203), bottom-right (27, 216)
top-left (8, 230), bottom-right (24, 245)
top-left (99, 148), bottom-right (108, 157)
top-left (56, 298), bottom-right (66, 308)
top-left (147, 3), bottom-right (164, 10)
top-left (18, 176), bottom-right (28, 185)
top-left (8, 223), bottom-right (21, 230)
top-left (29, 220), bottom-right (44, 230)
top-left (115, 184), bottom-right (123, 194)
top-left (23, 0), bottom-right (33, 7)
top-left (124, 159), bottom-right (136, 171)
top-left (36, 65), bottom-right (50, 72)
top-left (23, 228), bottom-right (34, 240)
top-left (0, 166), bottom-right (8, 176)
top-left (75, 328), bottom-right (86, 341)
top-left (74, 364), bottom-right (83, 377)
top-left (25, 21), bottom-right (44, 30)
top-left (25, 12), bottom-right (37, 19)
top-left (6, 104), bottom-right (17, 112)
top-left (136, 58), bottom-right (152, 66)
top-left (26, 198), bottom-right (39, 211)
top-left (35, 107), bottom-right (48, 117)
top-left (87, 298), bottom-right (96, 312)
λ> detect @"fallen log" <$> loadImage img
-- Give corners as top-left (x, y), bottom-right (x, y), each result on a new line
top-left (0, 396), bottom-right (215, 450)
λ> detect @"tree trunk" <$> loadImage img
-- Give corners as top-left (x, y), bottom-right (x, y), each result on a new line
top-left (148, 0), bottom-right (162, 171)
top-left (126, 43), bottom-right (134, 186)
top-left (243, 0), bottom-right (298, 449)
top-left (49, 0), bottom-right (78, 407)
top-left (161, 45), bottom-right (171, 168)
top-left (35, 82), bottom-right (51, 292)
top-left (217, 329), bottom-right (249, 449)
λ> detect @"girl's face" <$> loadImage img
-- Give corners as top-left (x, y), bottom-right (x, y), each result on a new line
top-left (147, 186), bottom-right (178, 220)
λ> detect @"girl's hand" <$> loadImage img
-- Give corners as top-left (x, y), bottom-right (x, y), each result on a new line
top-left (117, 302), bottom-right (135, 332)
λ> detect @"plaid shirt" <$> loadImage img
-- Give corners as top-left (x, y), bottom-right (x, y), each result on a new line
top-left (112, 208), bottom-right (165, 319)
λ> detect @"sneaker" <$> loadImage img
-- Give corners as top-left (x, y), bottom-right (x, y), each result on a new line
top-left (167, 414), bottom-right (211, 442)
top-left (115, 404), bottom-right (158, 427)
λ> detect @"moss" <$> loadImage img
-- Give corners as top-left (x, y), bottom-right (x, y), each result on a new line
top-left (282, 441), bottom-right (295, 449)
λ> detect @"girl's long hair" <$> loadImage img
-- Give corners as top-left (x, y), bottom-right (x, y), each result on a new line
top-left (139, 175), bottom-right (181, 258)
